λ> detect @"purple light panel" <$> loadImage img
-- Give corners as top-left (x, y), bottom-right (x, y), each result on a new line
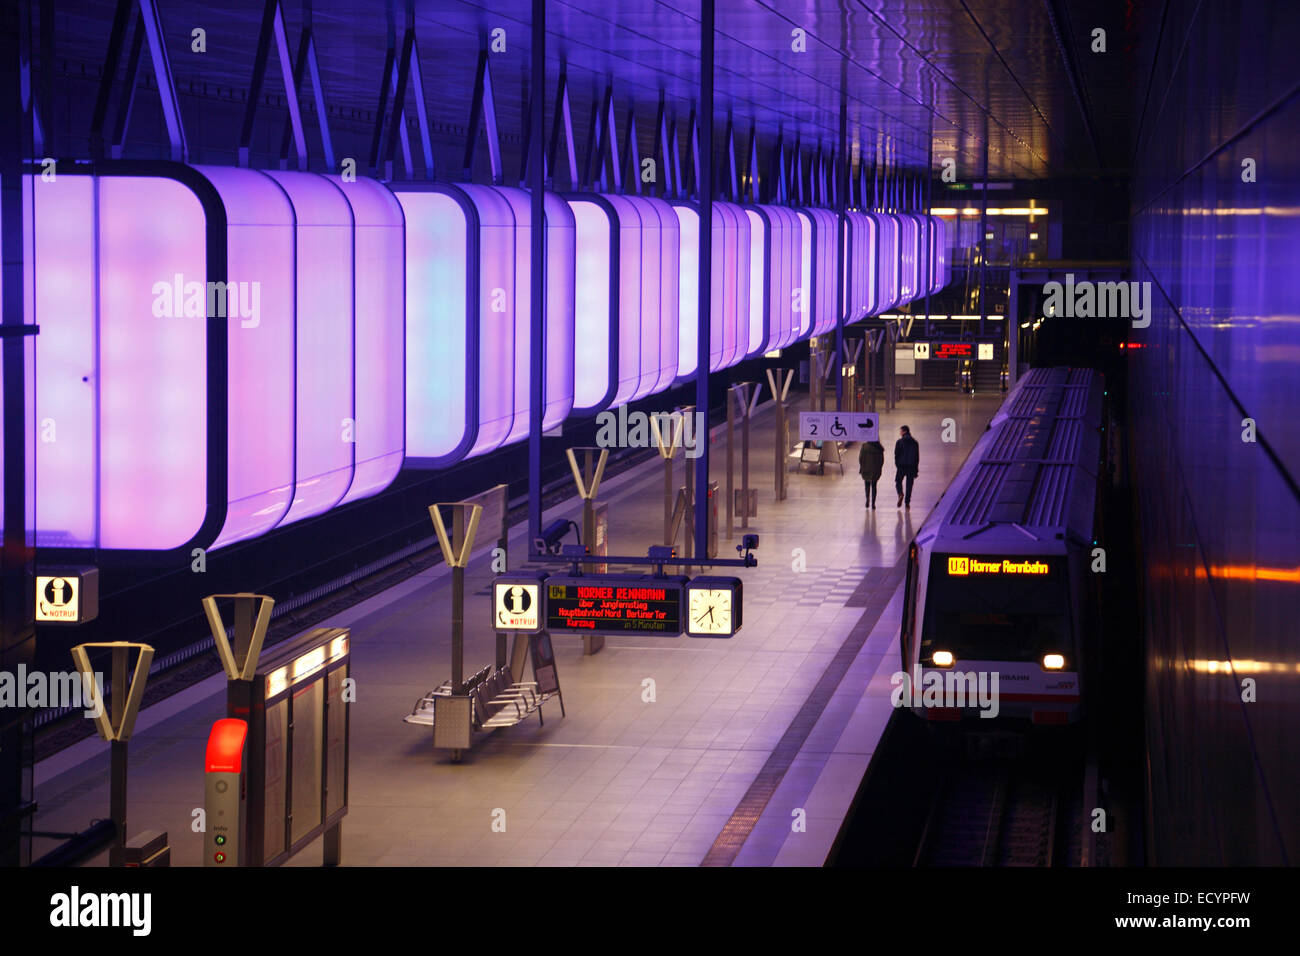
top-left (674, 204), bottom-right (699, 379)
top-left (871, 214), bottom-right (901, 313)
top-left (397, 189), bottom-right (472, 464)
top-left (571, 198), bottom-right (613, 410)
top-left (461, 184), bottom-right (517, 457)
top-left (795, 211), bottom-right (814, 339)
top-left (198, 165), bottom-right (296, 550)
top-left (264, 171), bottom-right (355, 526)
top-left (745, 209), bottom-right (766, 356)
top-left (898, 214), bottom-right (921, 303)
top-left (802, 208), bottom-right (838, 336)
top-left (764, 205), bottom-right (801, 350)
top-left (543, 192), bottom-right (577, 428)
top-left (843, 212), bottom-right (878, 322)
top-left (330, 176), bottom-right (405, 503)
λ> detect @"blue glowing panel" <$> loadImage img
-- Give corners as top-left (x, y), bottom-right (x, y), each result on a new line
top-left (462, 184), bottom-right (520, 456)
top-left (898, 214), bottom-right (921, 303)
top-left (802, 208), bottom-right (838, 336)
top-left (844, 212), bottom-right (877, 322)
top-left (194, 166), bottom-right (296, 550)
top-left (714, 202), bottom-right (751, 370)
top-left (871, 214), bottom-right (901, 313)
top-left (569, 196), bottom-right (615, 411)
top-left (644, 197), bottom-right (680, 396)
top-left (396, 188), bottom-right (473, 466)
top-left (745, 209), bottom-right (767, 356)
top-left (329, 176), bottom-right (405, 504)
top-left (263, 171), bottom-right (355, 527)
top-left (794, 211), bottom-right (814, 339)
top-left (543, 192), bottom-right (577, 428)
top-left (929, 215), bottom-right (951, 293)
top-left (769, 206), bottom-right (802, 349)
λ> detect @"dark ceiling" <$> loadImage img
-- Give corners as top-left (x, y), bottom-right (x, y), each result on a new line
top-left (41, 0), bottom-right (1136, 180)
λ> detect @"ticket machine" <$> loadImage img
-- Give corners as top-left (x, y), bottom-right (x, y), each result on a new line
top-left (204, 718), bottom-right (247, 867)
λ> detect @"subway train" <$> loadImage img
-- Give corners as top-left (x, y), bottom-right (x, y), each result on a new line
top-left (898, 367), bottom-right (1106, 725)
top-left (19, 161), bottom-right (954, 557)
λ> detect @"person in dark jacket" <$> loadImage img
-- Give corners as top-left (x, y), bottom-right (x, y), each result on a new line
top-left (858, 439), bottom-right (885, 509)
top-left (894, 425), bottom-right (920, 508)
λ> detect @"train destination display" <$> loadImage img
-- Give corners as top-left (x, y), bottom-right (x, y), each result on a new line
top-left (545, 575), bottom-right (686, 635)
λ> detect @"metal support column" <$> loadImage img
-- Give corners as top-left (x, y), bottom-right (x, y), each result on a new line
top-left (528, 0), bottom-right (545, 554)
top-left (834, 46), bottom-right (848, 411)
top-left (693, 0), bottom-right (714, 562)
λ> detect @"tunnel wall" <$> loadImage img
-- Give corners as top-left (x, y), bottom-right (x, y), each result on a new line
top-left (1130, 0), bottom-right (1300, 865)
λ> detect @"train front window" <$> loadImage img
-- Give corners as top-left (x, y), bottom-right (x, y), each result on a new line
top-left (920, 554), bottom-right (1072, 664)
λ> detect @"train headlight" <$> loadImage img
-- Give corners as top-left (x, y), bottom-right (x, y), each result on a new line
top-left (1042, 653), bottom-right (1065, 670)
top-left (931, 650), bottom-right (955, 667)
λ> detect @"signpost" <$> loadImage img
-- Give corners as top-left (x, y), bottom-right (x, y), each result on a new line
top-left (799, 411), bottom-right (877, 443)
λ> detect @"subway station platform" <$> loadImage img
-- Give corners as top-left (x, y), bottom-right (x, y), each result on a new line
top-left (33, 391), bottom-right (1003, 867)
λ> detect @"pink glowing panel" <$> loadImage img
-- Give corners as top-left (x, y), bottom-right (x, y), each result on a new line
top-left (622, 197), bottom-right (661, 402)
top-left (195, 166), bottom-right (296, 549)
top-left (846, 212), bottom-right (878, 322)
top-left (264, 171), bottom-right (355, 526)
top-left (764, 206), bottom-right (802, 349)
top-left (871, 214), bottom-right (900, 313)
top-left (570, 198), bottom-right (614, 410)
top-left (713, 203), bottom-right (751, 370)
top-left (328, 176), bottom-right (405, 503)
top-left (745, 209), bottom-right (766, 357)
top-left (605, 195), bottom-right (644, 406)
top-left (803, 208), bottom-right (838, 336)
top-left (929, 216), bottom-right (951, 293)
top-left (898, 214), bottom-right (920, 303)
top-left (674, 204), bottom-right (699, 380)
top-left (28, 176), bottom-right (97, 547)
top-left (99, 176), bottom-right (210, 549)
top-left (543, 192), bottom-right (576, 428)
top-left (642, 197), bottom-right (680, 396)
top-left (491, 187), bottom-right (533, 447)
top-left (461, 184), bottom-right (518, 457)
top-left (396, 189), bottom-right (470, 464)
top-left (795, 212), bottom-right (814, 339)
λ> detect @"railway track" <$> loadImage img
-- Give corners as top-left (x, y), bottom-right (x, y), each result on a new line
top-left (914, 759), bottom-right (1080, 867)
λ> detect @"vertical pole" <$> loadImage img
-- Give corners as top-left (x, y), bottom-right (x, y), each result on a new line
top-left (528, 0), bottom-right (546, 555)
top-left (0, 0), bottom-right (34, 866)
top-left (726, 391), bottom-right (734, 540)
top-left (693, 0), bottom-right (714, 562)
top-left (741, 395), bottom-right (751, 529)
top-left (979, 119), bottom-right (989, 339)
top-left (834, 50), bottom-right (848, 412)
top-left (110, 649), bottom-right (128, 860)
top-left (664, 457), bottom-right (674, 546)
top-left (582, 451), bottom-right (595, 568)
top-left (452, 510), bottom-right (465, 694)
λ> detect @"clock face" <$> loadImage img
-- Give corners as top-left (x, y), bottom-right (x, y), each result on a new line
top-left (688, 587), bottom-right (733, 635)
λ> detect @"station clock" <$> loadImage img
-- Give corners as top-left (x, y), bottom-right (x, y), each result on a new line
top-left (685, 576), bottom-right (743, 637)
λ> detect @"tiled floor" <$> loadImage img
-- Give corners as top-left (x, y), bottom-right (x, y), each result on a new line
top-left (32, 390), bottom-right (1003, 866)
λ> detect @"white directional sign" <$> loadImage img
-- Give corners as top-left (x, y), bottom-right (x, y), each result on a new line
top-left (494, 580), bottom-right (540, 631)
top-left (978, 342), bottom-right (994, 361)
top-left (913, 341), bottom-right (931, 359)
top-left (799, 412), bottom-right (878, 443)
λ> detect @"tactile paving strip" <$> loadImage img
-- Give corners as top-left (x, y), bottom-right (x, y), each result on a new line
top-left (701, 558), bottom-right (907, 866)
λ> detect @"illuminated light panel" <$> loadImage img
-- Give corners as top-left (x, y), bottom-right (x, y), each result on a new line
top-left (794, 211), bottom-right (814, 338)
top-left (396, 188), bottom-right (473, 465)
top-left (570, 197), bottom-right (615, 410)
top-left (196, 164), bottom-right (297, 550)
top-left (712, 202), bottom-right (751, 370)
top-left (1190, 659), bottom-right (1300, 674)
top-left (263, 171), bottom-right (355, 526)
top-left (802, 208), bottom-right (838, 336)
top-left (871, 214), bottom-right (900, 314)
top-left (844, 212), bottom-right (878, 321)
top-left (946, 556), bottom-right (1050, 575)
top-left (543, 192), bottom-right (577, 427)
top-left (98, 175), bottom-right (210, 550)
top-left (745, 209), bottom-right (766, 358)
top-left (756, 205), bottom-right (802, 351)
top-left (898, 214), bottom-right (921, 304)
top-left (1194, 564), bottom-right (1300, 583)
top-left (674, 204), bottom-right (700, 379)
top-left (29, 175), bottom-right (97, 547)
top-left (330, 176), bottom-right (406, 503)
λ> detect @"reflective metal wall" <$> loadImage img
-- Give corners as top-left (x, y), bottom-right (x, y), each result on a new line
top-left (1131, 0), bottom-right (1300, 865)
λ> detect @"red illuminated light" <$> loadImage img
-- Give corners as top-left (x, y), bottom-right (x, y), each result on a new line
top-left (205, 718), bottom-right (248, 774)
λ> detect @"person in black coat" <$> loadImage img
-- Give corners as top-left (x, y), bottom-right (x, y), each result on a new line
top-left (858, 439), bottom-right (885, 509)
top-left (893, 425), bottom-right (920, 508)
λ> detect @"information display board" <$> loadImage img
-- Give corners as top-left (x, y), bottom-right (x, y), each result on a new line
top-left (932, 341), bottom-right (973, 359)
top-left (545, 574), bottom-right (686, 635)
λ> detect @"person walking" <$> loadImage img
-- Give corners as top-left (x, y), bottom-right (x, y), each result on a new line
top-left (858, 438), bottom-right (885, 509)
top-left (894, 425), bottom-right (920, 508)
